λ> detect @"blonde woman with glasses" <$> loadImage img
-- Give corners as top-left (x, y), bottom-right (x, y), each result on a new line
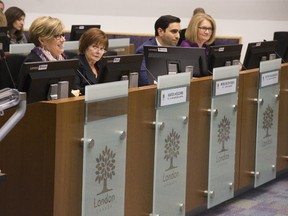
top-left (180, 13), bottom-right (216, 56)
top-left (25, 16), bottom-right (66, 62)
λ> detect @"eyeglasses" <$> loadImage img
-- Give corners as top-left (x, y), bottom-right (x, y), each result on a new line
top-left (92, 45), bottom-right (107, 53)
top-left (54, 33), bottom-right (65, 40)
top-left (198, 27), bottom-right (213, 33)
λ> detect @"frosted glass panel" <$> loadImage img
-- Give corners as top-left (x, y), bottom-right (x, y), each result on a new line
top-left (254, 59), bottom-right (281, 187)
top-left (82, 81), bottom-right (128, 216)
top-left (208, 65), bottom-right (239, 208)
top-left (152, 73), bottom-right (190, 216)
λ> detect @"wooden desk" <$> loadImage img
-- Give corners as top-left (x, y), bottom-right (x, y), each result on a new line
top-left (0, 97), bottom-right (84, 216)
top-left (1, 64), bottom-right (288, 216)
top-left (277, 63), bottom-right (288, 173)
top-left (0, 172), bottom-right (6, 181)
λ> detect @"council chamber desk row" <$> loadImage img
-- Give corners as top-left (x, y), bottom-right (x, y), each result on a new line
top-left (0, 63), bottom-right (288, 216)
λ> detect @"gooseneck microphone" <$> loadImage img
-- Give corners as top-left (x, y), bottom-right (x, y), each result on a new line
top-left (0, 50), bottom-right (16, 89)
top-left (239, 61), bottom-right (247, 71)
top-left (272, 50), bottom-right (287, 64)
top-left (263, 39), bottom-right (287, 64)
top-left (143, 64), bottom-right (158, 84)
top-left (76, 69), bottom-right (92, 85)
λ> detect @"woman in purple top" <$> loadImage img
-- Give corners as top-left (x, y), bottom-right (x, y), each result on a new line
top-left (180, 13), bottom-right (216, 56)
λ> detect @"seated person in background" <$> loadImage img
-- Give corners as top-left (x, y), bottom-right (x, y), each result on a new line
top-left (5, 7), bottom-right (27, 44)
top-left (0, 1), bottom-right (4, 11)
top-left (180, 13), bottom-right (216, 56)
top-left (75, 28), bottom-right (108, 95)
top-left (0, 9), bottom-right (7, 26)
top-left (136, 15), bottom-right (181, 86)
top-left (25, 16), bottom-right (66, 62)
top-left (177, 7), bottom-right (206, 46)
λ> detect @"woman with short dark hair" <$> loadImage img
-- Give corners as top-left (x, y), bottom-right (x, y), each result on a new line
top-left (75, 28), bottom-right (108, 95)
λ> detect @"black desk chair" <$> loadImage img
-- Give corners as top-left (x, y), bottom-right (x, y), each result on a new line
top-left (0, 54), bottom-right (26, 89)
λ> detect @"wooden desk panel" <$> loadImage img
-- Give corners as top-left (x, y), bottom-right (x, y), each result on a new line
top-left (1, 64), bottom-right (288, 215)
top-left (186, 77), bottom-right (212, 212)
top-left (0, 102), bottom-right (57, 216)
top-left (277, 63), bottom-right (288, 172)
top-left (0, 97), bottom-right (84, 216)
top-left (51, 98), bottom-right (84, 216)
top-left (236, 69), bottom-right (259, 191)
top-left (125, 86), bottom-right (156, 216)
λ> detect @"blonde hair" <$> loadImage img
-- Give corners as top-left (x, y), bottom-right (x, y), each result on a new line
top-left (0, 10), bottom-right (7, 26)
top-left (185, 13), bottom-right (216, 45)
top-left (29, 16), bottom-right (65, 46)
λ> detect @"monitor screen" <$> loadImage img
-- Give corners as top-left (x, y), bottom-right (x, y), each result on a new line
top-left (69, 25), bottom-right (101, 41)
top-left (98, 54), bottom-right (143, 84)
top-left (243, 40), bottom-right (278, 70)
top-left (17, 59), bottom-right (79, 104)
top-left (208, 44), bottom-right (243, 72)
top-left (63, 38), bottom-right (123, 59)
top-left (9, 43), bottom-right (34, 54)
top-left (108, 38), bottom-right (130, 55)
top-left (273, 31), bottom-right (288, 62)
top-left (0, 27), bottom-right (9, 52)
top-left (144, 45), bottom-right (209, 84)
top-left (0, 53), bottom-right (26, 89)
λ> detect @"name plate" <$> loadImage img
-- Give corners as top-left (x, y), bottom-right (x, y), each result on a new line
top-left (158, 86), bottom-right (188, 107)
top-left (213, 78), bottom-right (238, 97)
top-left (260, 70), bottom-right (279, 88)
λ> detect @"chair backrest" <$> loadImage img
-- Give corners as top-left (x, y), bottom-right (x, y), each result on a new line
top-left (274, 31), bottom-right (288, 61)
top-left (0, 54), bottom-right (26, 89)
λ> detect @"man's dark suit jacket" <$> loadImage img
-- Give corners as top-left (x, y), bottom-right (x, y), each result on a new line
top-left (135, 37), bottom-right (157, 86)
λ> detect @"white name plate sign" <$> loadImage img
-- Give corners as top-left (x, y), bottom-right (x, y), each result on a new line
top-left (213, 78), bottom-right (238, 97)
top-left (159, 86), bottom-right (188, 107)
top-left (260, 70), bottom-right (279, 88)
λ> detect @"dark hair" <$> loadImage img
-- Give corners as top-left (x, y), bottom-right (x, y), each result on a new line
top-left (154, 15), bottom-right (181, 36)
top-left (78, 28), bottom-right (108, 55)
top-left (5, 7), bottom-right (25, 42)
top-left (193, 7), bottom-right (205, 16)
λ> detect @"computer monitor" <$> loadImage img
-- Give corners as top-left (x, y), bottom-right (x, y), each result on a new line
top-left (108, 38), bottom-right (130, 55)
top-left (243, 40), bottom-right (278, 70)
top-left (208, 44), bottom-right (243, 72)
top-left (17, 59), bottom-right (79, 104)
top-left (9, 43), bottom-right (34, 54)
top-left (273, 31), bottom-right (288, 62)
top-left (63, 38), bottom-right (126, 58)
top-left (69, 25), bottom-right (101, 41)
top-left (0, 27), bottom-right (9, 52)
top-left (144, 45), bottom-right (209, 84)
top-left (9, 42), bottom-right (79, 57)
top-left (98, 54), bottom-right (143, 84)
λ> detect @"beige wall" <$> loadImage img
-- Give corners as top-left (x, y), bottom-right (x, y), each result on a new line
top-left (5, 1), bottom-right (288, 61)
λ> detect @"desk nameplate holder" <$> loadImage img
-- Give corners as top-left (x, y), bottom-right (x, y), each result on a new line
top-left (207, 65), bottom-right (239, 208)
top-left (81, 80), bottom-right (128, 216)
top-left (253, 59), bottom-right (281, 188)
top-left (151, 72), bottom-right (190, 216)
